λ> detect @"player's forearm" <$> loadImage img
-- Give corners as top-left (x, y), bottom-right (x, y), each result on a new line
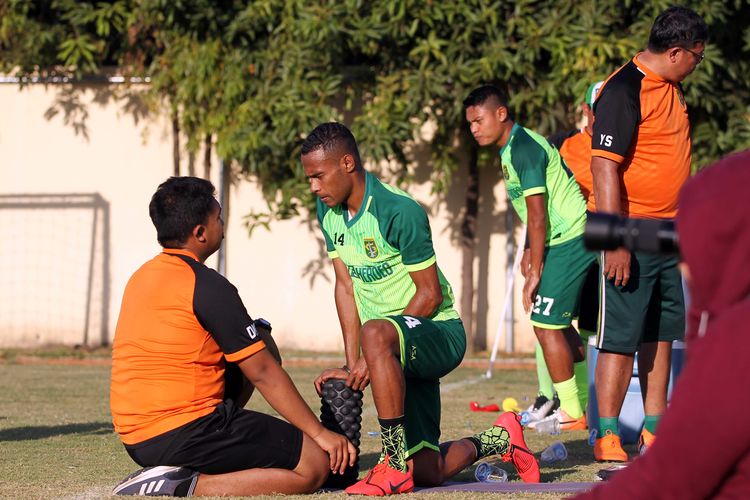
top-left (526, 204), bottom-right (547, 276)
top-left (591, 156), bottom-right (622, 214)
top-left (335, 281), bottom-right (362, 368)
top-left (243, 355), bottom-right (326, 438)
top-left (403, 287), bottom-right (442, 317)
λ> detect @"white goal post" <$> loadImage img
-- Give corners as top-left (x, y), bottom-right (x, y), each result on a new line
top-left (0, 193), bottom-right (110, 347)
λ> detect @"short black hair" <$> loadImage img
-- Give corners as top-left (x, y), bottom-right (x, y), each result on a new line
top-left (648, 6), bottom-right (708, 53)
top-left (463, 85), bottom-right (510, 110)
top-left (301, 122), bottom-right (361, 166)
top-left (149, 176), bottom-right (216, 248)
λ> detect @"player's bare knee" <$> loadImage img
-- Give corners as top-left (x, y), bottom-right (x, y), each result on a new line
top-left (295, 434), bottom-right (329, 492)
top-left (360, 320), bottom-right (397, 354)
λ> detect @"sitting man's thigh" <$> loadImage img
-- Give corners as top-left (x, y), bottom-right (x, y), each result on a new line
top-left (127, 400), bottom-right (304, 475)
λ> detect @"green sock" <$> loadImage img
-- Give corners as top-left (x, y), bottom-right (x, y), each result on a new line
top-left (599, 417), bottom-right (619, 436)
top-left (553, 376), bottom-right (583, 418)
top-left (378, 417), bottom-right (407, 472)
top-left (470, 425), bottom-right (510, 459)
top-left (575, 329), bottom-right (595, 411)
top-left (535, 342), bottom-right (555, 399)
top-left (644, 414), bottom-right (660, 434)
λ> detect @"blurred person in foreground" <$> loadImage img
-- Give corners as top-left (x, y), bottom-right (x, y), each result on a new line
top-left (110, 176), bottom-right (354, 497)
top-left (572, 149), bottom-right (750, 498)
top-left (588, 6), bottom-right (708, 461)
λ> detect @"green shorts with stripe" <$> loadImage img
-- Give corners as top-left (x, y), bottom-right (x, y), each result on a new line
top-left (531, 235), bottom-right (597, 329)
top-left (384, 316), bottom-right (466, 458)
top-left (595, 251), bottom-right (685, 353)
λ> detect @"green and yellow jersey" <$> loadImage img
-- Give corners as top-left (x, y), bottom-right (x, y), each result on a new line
top-left (500, 123), bottom-right (587, 246)
top-left (316, 172), bottom-right (459, 323)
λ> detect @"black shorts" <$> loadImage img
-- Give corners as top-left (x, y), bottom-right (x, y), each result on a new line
top-left (577, 261), bottom-right (600, 333)
top-left (124, 400), bottom-right (303, 475)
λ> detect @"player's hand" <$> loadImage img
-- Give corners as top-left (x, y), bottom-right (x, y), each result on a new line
top-left (520, 248), bottom-right (531, 278)
top-left (522, 271), bottom-right (541, 313)
top-left (604, 248), bottom-right (631, 287)
top-left (314, 367), bottom-right (350, 396)
top-left (312, 428), bottom-right (358, 474)
top-left (345, 357), bottom-right (370, 391)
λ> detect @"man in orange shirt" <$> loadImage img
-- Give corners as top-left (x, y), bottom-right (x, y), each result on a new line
top-left (110, 177), bottom-right (355, 496)
top-left (588, 6), bottom-right (707, 462)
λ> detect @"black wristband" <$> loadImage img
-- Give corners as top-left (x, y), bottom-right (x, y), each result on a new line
top-left (342, 365), bottom-right (351, 374)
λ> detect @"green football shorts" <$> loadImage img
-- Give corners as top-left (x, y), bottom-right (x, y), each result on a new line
top-left (530, 235), bottom-right (596, 329)
top-left (595, 251), bottom-right (685, 353)
top-left (384, 316), bottom-right (466, 458)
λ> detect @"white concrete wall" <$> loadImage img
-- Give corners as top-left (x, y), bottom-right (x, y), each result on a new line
top-left (0, 82), bottom-right (535, 352)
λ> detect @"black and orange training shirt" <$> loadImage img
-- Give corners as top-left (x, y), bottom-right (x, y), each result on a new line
top-left (591, 55), bottom-right (692, 219)
top-left (110, 248), bottom-right (266, 445)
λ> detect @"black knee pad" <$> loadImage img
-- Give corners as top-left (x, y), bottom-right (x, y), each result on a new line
top-left (320, 378), bottom-right (363, 488)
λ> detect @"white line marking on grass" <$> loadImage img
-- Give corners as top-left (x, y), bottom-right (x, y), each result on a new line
top-left (361, 376), bottom-right (486, 418)
top-left (60, 486), bottom-right (112, 499)
top-left (440, 375), bottom-right (485, 393)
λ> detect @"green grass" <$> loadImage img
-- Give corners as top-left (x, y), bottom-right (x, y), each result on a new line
top-left (0, 359), bottom-right (626, 499)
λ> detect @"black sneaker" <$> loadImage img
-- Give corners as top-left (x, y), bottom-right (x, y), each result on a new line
top-left (595, 464), bottom-right (628, 481)
top-left (112, 466), bottom-right (199, 496)
top-left (524, 395), bottom-right (556, 423)
top-left (550, 394), bottom-right (560, 413)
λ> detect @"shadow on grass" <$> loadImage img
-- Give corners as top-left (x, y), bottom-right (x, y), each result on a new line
top-left (0, 421), bottom-right (113, 441)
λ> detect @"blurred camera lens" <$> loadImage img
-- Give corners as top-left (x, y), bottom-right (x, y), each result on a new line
top-left (584, 213), bottom-right (678, 254)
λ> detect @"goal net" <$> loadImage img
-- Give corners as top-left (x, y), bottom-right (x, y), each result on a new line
top-left (0, 193), bottom-right (109, 348)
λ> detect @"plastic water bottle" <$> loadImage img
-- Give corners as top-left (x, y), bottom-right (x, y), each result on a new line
top-left (534, 418), bottom-right (561, 435)
top-left (588, 428), bottom-right (598, 446)
top-left (540, 441), bottom-right (568, 463)
top-left (474, 462), bottom-right (508, 483)
top-left (520, 411), bottom-right (532, 426)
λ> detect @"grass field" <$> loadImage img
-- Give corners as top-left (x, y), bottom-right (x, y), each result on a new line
top-left (0, 353), bottom-right (627, 499)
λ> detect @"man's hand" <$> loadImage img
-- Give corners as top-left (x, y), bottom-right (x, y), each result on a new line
top-left (520, 248), bottom-right (531, 278)
top-left (314, 367), bottom-right (350, 395)
top-left (523, 271), bottom-right (541, 313)
top-left (345, 357), bottom-right (370, 391)
top-left (312, 428), bottom-right (358, 475)
top-left (604, 248), bottom-right (631, 287)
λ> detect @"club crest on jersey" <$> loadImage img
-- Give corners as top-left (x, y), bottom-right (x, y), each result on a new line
top-left (502, 164), bottom-right (510, 180)
top-left (363, 238), bottom-right (379, 259)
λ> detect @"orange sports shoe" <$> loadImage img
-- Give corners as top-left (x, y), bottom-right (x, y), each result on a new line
top-left (594, 430), bottom-right (628, 462)
top-left (344, 455), bottom-right (414, 496)
top-left (493, 412), bottom-right (541, 483)
top-left (638, 428), bottom-right (655, 455)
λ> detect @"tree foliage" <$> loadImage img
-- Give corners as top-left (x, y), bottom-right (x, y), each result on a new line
top-left (2, 0), bottom-right (749, 211)
top-left (3, 1), bottom-right (747, 351)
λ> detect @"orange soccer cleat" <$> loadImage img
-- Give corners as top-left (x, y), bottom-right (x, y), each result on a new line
top-left (344, 455), bottom-right (414, 496)
top-left (638, 428), bottom-right (655, 455)
top-left (493, 412), bottom-right (541, 483)
top-left (594, 429), bottom-right (628, 462)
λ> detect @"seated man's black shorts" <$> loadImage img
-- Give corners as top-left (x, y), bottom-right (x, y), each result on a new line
top-left (124, 400), bottom-right (303, 475)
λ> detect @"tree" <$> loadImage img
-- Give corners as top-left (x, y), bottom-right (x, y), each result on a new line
top-left (3, 1), bottom-right (749, 353)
